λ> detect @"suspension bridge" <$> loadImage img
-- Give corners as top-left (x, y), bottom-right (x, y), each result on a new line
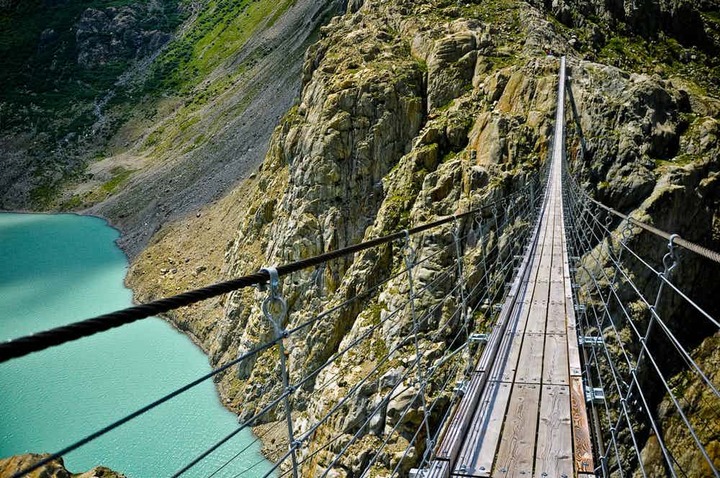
top-left (2, 57), bottom-right (719, 478)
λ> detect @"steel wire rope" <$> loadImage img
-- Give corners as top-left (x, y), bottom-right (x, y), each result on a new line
top-left (579, 266), bottom-right (676, 477)
top-left (568, 248), bottom-right (647, 473)
top-left (563, 179), bottom-right (626, 477)
top-left (298, 207), bottom-right (539, 477)
top-left (383, 357), bottom-right (467, 477)
top-left (293, 279), bottom-right (466, 449)
top-left (205, 419), bottom-right (284, 478)
top-left (274, 383), bottom-right (416, 478)
top-left (335, 338), bottom-right (467, 478)
top-left (386, 357), bottom-right (466, 478)
top-left (351, 311), bottom-right (473, 476)
top-left (564, 168), bottom-right (720, 330)
top-left (171, 386), bottom-right (293, 478)
top-left (0, 186), bottom-right (538, 364)
top-left (580, 286), bottom-right (646, 477)
top-left (563, 173), bottom-right (654, 475)
top-left (572, 194), bottom-right (720, 402)
top-left (12, 226), bottom-right (486, 478)
top-left (9, 182), bottom-right (541, 478)
top-left (568, 193), bottom-right (707, 476)
top-left (17, 205), bottom-right (526, 478)
top-left (312, 208), bottom-right (536, 476)
top-left (176, 263), bottom-right (465, 477)
top-left (583, 208), bottom-right (720, 401)
top-left (191, 254), bottom-right (476, 476)
top-left (9, 337), bottom-right (283, 478)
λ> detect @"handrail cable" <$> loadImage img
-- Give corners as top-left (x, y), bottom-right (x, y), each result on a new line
top-left (9, 202), bottom-right (530, 478)
top-left (173, 261), bottom-right (465, 477)
top-left (0, 182), bottom-right (538, 364)
top-left (577, 199), bottom-right (720, 401)
top-left (564, 163), bottom-right (720, 476)
top-left (584, 194), bottom-right (720, 265)
top-left (282, 218), bottom-right (532, 476)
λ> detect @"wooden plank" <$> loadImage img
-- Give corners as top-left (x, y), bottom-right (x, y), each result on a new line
top-left (534, 385), bottom-right (573, 478)
top-left (570, 376), bottom-right (595, 474)
top-left (546, 279), bottom-right (566, 334)
top-left (567, 326), bottom-right (582, 377)
top-left (492, 383), bottom-right (541, 477)
top-left (497, 334), bottom-right (523, 382)
top-left (515, 333), bottom-right (545, 384)
top-left (542, 333), bottom-right (569, 385)
top-left (454, 381), bottom-right (512, 477)
top-left (525, 297), bottom-right (549, 334)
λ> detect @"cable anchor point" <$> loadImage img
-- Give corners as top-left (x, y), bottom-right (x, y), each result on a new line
top-left (260, 267), bottom-right (287, 339)
top-left (661, 234), bottom-right (680, 277)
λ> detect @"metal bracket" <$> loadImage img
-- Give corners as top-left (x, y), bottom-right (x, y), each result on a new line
top-left (469, 333), bottom-right (490, 344)
top-left (454, 380), bottom-right (468, 397)
top-left (585, 386), bottom-right (605, 404)
top-left (580, 336), bottom-right (603, 347)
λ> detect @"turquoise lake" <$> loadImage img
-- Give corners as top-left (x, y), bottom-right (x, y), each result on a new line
top-left (0, 213), bottom-right (272, 477)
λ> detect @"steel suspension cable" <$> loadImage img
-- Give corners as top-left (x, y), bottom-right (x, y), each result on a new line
top-left (0, 186), bottom-right (538, 364)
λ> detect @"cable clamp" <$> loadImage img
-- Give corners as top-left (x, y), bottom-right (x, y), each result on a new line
top-left (661, 233), bottom-right (679, 277)
top-left (260, 267), bottom-right (287, 337)
top-left (286, 385), bottom-right (296, 394)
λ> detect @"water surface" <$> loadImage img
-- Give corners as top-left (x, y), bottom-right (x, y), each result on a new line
top-left (0, 213), bottom-right (272, 477)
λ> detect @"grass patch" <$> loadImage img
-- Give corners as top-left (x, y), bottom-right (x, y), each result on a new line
top-left (101, 166), bottom-right (133, 193)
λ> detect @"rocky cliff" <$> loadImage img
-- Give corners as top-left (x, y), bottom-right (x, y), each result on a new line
top-left (0, 0), bottom-right (344, 258)
top-left (0, 453), bottom-right (125, 478)
top-left (127, 0), bottom-right (719, 475)
top-left (1, 0), bottom-right (715, 474)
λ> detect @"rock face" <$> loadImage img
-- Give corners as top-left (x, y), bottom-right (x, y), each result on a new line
top-left (0, 453), bottom-right (125, 478)
top-left (122, 0), bottom-right (720, 475)
top-left (75, 5), bottom-right (172, 68)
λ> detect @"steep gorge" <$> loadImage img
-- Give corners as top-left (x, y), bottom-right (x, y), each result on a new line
top-left (127, 0), bottom-right (720, 475)
top-left (2, 0), bottom-right (718, 475)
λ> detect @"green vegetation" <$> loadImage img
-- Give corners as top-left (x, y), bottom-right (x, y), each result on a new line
top-left (594, 33), bottom-right (719, 96)
top-left (144, 0), bottom-right (294, 95)
top-left (0, 0), bottom-right (185, 136)
top-left (101, 166), bottom-right (133, 193)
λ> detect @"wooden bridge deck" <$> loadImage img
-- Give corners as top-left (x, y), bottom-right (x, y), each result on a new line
top-left (426, 57), bottom-right (594, 478)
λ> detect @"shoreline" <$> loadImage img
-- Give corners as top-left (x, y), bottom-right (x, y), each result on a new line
top-left (1, 208), bottom-right (273, 464)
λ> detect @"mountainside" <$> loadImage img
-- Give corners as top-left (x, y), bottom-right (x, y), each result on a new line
top-left (3, 0), bottom-right (719, 475)
top-left (125, 0), bottom-right (720, 475)
top-left (0, 0), bottom-right (343, 257)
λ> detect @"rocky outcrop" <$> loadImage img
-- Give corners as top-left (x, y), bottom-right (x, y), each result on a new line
top-left (0, 454), bottom-right (125, 478)
top-left (75, 6), bottom-right (172, 68)
top-left (130, 0), bottom-right (564, 474)
top-left (122, 0), bottom-right (720, 475)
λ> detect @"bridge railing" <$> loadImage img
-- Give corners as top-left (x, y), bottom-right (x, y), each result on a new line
top-left (562, 157), bottom-right (720, 478)
top-left (1, 169), bottom-right (545, 477)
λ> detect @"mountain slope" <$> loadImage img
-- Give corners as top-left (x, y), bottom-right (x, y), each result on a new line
top-left (126, 0), bottom-right (719, 474)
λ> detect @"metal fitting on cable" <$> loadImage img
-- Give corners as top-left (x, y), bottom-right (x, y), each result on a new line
top-left (260, 267), bottom-right (287, 339)
top-left (661, 233), bottom-right (680, 277)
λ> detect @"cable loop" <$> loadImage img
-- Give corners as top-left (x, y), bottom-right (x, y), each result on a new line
top-left (662, 234), bottom-right (680, 277)
top-left (621, 219), bottom-right (633, 245)
top-left (260, 267), bottom-right (287, 337)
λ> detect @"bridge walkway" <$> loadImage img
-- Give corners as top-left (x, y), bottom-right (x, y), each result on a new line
top-left (427, 57), bottom-right (594, 478)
